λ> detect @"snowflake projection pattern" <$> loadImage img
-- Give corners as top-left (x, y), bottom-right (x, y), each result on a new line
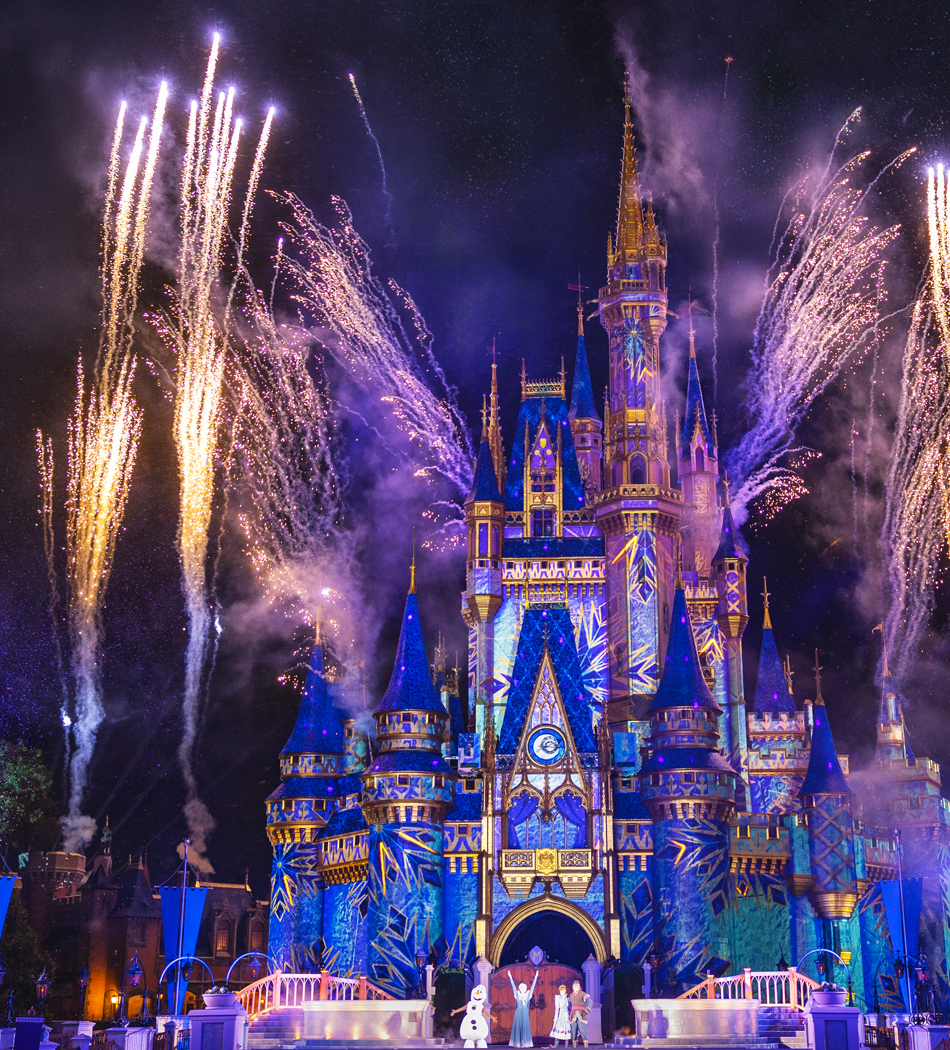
top-left (270, 841), bottom-right (318, 922)
top-left (619, 872), bottom-right (655, 963)
top-left (653, 819), bottom-right (732, 986)
top-left (573, 598), bottom-right (608, 712)
top-left (368, 824), bottom-right (445, 995)
top-left (321, 880), bottom-right (370, 977)
top-left (491, 597), bottom-right (523, 714)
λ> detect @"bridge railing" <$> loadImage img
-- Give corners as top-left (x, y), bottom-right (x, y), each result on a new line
top-left (677, 968), bottom-right (820, 1011)
top-left (236, 971), bottom-right (394, 1018)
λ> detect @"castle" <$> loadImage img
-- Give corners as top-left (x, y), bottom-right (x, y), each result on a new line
top-left (265, 102), bottom-right (950, 1028)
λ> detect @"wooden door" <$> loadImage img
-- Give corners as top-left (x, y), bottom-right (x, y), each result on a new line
top-left (491, 962), bottom-right (583, 1044)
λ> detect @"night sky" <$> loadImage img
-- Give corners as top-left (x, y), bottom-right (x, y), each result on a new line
top-left (1, 0), bottom-right (950, 891)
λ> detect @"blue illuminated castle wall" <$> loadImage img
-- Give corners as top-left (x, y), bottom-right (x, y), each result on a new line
top-left (264, 103), bottom-right (950, 1013)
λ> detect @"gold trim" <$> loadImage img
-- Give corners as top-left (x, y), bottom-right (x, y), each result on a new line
top-left (489, 894), bottom-right (608, 966)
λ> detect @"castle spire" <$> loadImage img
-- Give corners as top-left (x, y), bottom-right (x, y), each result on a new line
top-left (615, 97), bottom-right (646, 262)
top-left (649, 581), bottom-right (721, 714)
top-left (752, 580), bottom-right (796, 715)
top-left (488, 343), bottom-right (506, 491)
top-left (409, 527), bottom-right (416, 595)
top-left (799, 666), bottom-right (850, 796)
top-left (377, 581), bottom-right (444, 714)
top-left (681, 305), bottom-right (712, 448)
top-left (280, 633), bottom-right (345, 757)
top-left (874, 623), bottom-right (914, 764)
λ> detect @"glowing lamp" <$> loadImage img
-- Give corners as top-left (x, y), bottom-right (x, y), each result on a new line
top-left (415, 948), bottom-right (427, 970)
top-left (36, 970), bottom-right (51, 1002)
top-left (127, 952), bottom-right (144, 989)
top-left (248, 956), bottom-right (262, 980)
top-left (78, 964), bottom-right (90, 989)
top-left (895, 960), bottom-right (906, 980)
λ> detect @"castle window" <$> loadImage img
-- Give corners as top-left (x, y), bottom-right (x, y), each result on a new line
top-left (345, 727), bottom-right (353, 737)
top-left (738, 826), bottom-right (750, 839)
top-left (612, 461), bottom-right (624, 487)
top-left (910, 796), bottom-right (921, 808)
top-left (531, 471), bottom-right (555, 493)
top-left (651, 774), bottom-right (660, 786)
top-left (215, 921), bottom-right (231, 955)
top-left (683, 773), bottom-right (694, 783)
top-left (250, 924), bottom-right (264, 951)
top-left (282, 800), bottom-right (293, 812)
top-left (621, 778), bottom-right (632, 789)
top-left (478, 522), bottom-right (488, 555)
top-left (630, 456), bottom-right (646, 484)
top-left (398, 775), bottom-right (409, 786)
top-left (767, 826), bottom-right (780, 840)
top-left (695, 447), bottom-right (705, 471)
top-left (465, 779), bottom-right (477, 792)
top-left (532, 509), bottom-right (555, 537)
top-left (435, 776), bottom-right (444, 788)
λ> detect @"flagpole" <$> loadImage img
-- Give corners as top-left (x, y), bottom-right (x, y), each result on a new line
top-left (175, 835), bottom-right (190, 1016)
top-left (894, 828), bottom-right (913, 1016)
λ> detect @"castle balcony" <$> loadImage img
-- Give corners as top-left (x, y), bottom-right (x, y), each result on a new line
top-left (498, 848), bottom-right (595, 899)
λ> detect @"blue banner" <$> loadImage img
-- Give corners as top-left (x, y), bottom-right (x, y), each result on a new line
top-left (159, 886), bottom-right (208, 1014)
top-left (0, 876), bottom-right (15, 941)
top-left (880, 878), bottom-right (923, 960)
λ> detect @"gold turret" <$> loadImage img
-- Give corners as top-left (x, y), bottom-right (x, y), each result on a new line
top-left (488, 343), bottom-right (506, 491)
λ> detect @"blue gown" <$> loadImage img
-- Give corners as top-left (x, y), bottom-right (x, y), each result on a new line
top-left (508, 971), bottom-right (539, 1047)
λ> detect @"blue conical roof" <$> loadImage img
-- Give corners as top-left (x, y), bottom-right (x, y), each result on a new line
top-left (281, 642), bottom-right (345, 755)
top-left (569, 333), bottom-right (600, 422)
top-left (713, 501), bottom-right (743, 562)
top-left (376, 592), bottom-right (445, 713)
top-left (469, 438), bottom-right (501, 501)
top-left (682, 352), bottom-right (712, 447)
top-left (649, 586), bottom-right (721, 713)
top-left (753, 627), bottom-right (796, 714)
top-left (799, 701), bottom-right (851, 796)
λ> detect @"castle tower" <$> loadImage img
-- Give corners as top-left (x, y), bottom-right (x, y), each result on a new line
top-left (798, 657), bottom-right (857, 923)
top-left (711, 487), bottom-right (751, 808)
top-left (569, 292), bottom-right (603, 496)
top-left (752, 581), bottom-right (796, 716)
top-left (463, 413), bottom-right (505, 736)
top-left (266, 634), bottom-right (346, 970)
top-left (594, 101), bottom-right (680, 720)
top-left (362, 572), bottom-right (457, 995)
top-left (874, 645), bottom-right (915, 767)
top-left (679, 319), bottom-right (720, 578)
top-left (639, 581), bottom-right (736, 991)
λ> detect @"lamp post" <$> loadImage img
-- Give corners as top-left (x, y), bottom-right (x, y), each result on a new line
top-left (223, 953), bottom-right (270, 991)
top-left (77, 964), bottom-right (90, 1021)
top-left (412, 948), bottom-right (427, 1000)
top-left (36, 970), bottom-right (51, 1015)
top-left (117, 952), bottom-right (144, 1026)
top-left (158, 956), bottom-right (215, 1015)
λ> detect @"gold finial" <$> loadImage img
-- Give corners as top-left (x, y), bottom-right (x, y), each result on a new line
top-left (314, 619), bottom-right (322, 646)
top-left (687, 294), bottom-right (696, 360)
top-left (813, 649), bottom-right (824, 705)
top-left (873, 621), bottom-right (890, 678)
top-left (616, 83), bottom-right (645, 260)
top-left (722, 470), bottom-right (731, 505)
top-left (569, 274), bottom-right (587, 336)
top-left (761, 577), bottom-right (772, 630)
top-left (560, 356), bottom-right (566, 398)
top-left (783, 654), bottom-right (794, 695)
top-left (521, 358), bottom-right (527, 401)
top-left (675, 537), bottom-right (684, 588)
top-left (711, 409), bottom-right (719, 448)
top-left (481, 394), bottom-right (488, 442)
top-left (409, 527), bottom-right (417, 594)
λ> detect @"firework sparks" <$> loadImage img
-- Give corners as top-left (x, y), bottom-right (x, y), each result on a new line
top-left (882, 166), bottom-right (950, 679)
top-left (274, 192), bottom-right (473, 523)
top-left (37, 83), bottom-right (166, 852)
top-left (725, 109), bottom-right (912, 525)
top-left (165, 35), bottom-right (273, 869)
top-left (347, 72), bottom-right (394, 237)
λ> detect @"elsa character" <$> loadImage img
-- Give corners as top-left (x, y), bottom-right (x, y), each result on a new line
top-left (508, 969), bottom-right (539, 1047)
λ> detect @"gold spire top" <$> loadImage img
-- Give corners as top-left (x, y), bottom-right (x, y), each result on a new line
top-left (761, 577), bottom-right (772, 630)
top-left (487, 341), bottom-right (506, 491)
top-left (813, 649), bottom-right (824, 706)
top-left (481, 394), bottom-right (488, 442)
top-left (616, 94), bottom-right (645, 261)
top-left (314, 618), bottom-right (322, 646)
top-left (675, 537), bottom-right (684, 588)
top-left (409, 526), bottom-right (417, 594)
top-left (783, 654), bottom-right (794, 696)
top-left (873, 621), bottom-right (891, 678)
top-left (521, 358), bottom-right (527, 400)
top-left (687, 295), bottom-right (697, 359)
top-left (569, 273), bottom-right (587, 336)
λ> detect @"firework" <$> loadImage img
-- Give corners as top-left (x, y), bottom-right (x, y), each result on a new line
top-left (37, 83), bottom-right (166, 852)
top-left (347, 72), bottom-right (394, 236)
top-left (275, 192), bottom-right (473, 514)
top-left (165, 36), bottom-right (273, 869)
top-left (725, 109), bottom-right (912, 525)
top-left (881, 167), bottom-right (950, 679)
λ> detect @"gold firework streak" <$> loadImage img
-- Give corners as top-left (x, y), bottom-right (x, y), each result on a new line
top-left (169, 35), bottom-right (274, 865)
top-left (38, 83), bottom-right (167, 852)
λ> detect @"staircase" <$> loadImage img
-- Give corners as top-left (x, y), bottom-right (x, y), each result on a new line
top-left (247, 1008), bottom-right (304, 1049)
top-left (758, 1005), bottom-right (807, 1049)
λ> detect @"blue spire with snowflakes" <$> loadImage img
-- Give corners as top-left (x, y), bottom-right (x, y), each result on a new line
top-left (649, 583), bottom-right (721, 713)
top-left (281, 636), bottom-right (345, 755)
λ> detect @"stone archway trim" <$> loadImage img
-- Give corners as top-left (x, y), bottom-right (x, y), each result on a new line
top-left (488, 894), bottom-right (608, 967)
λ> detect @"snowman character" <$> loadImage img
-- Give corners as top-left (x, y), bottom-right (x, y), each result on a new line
top-left (450, 984), bottom-right (496, 1048)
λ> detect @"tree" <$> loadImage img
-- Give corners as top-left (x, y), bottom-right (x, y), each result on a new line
top-left (0, 741), bottom-right (55, 860)
top-left (0, 889), bottom-right (52, 1018)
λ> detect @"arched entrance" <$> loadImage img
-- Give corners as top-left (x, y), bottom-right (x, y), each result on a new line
top-left (489, 902), bottom-right (603, 1044)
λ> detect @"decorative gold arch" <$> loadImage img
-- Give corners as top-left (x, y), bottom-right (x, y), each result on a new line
top-left (488, 893), bottom-right (608, 967)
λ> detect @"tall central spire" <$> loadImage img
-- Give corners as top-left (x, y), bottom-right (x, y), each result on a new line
top-left (616, 100), bottom-right (645, 260)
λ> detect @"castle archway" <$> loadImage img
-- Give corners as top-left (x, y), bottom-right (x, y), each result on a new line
top-left (489, 895), bottom-right (607, 967)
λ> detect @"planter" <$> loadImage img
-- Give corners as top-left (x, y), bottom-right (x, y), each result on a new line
top-left (809, 989), bottom-right (847, 1007)
top-left (202, 991), bottom-right (240, 1009)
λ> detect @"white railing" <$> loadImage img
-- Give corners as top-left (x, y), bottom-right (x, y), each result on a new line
top-left (678, 968), bottom-right (820, 1011)
top-left (236, 971), bottom-right (394, 1019)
